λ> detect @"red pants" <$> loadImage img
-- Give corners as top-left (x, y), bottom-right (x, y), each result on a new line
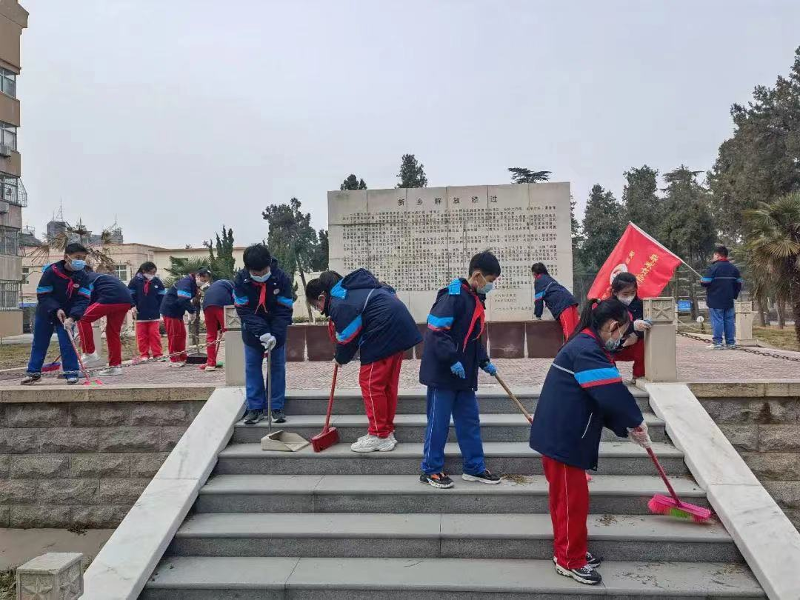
top-left (135, 321), bottom-right (163, 359)
top-left (359, 351), bottom-right (403, 438)
top-left (558, 306), bottom-right (580, 341)
top-left (543, 456), bottom-right (589, 569)
top-left (163, 316), bottom-right (187, 363)
top-left (78, 303), bottom-right (130, 367)
top-left (615, 339), bottom-right (645, 378)
top-left (204, 306), bottom-right (225, 367)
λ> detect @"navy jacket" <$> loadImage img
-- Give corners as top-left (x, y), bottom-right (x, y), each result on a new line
top-left (203, 280), bottom-right (234, 309)
top-left (534, 274), bottom-right (578, 319)
top-left (35, 261), bottom-right (92, 321)
top-left (530, 329), bottom-right (644, 470)
top-left (128, 274), bottom-right (166, 321)
top-left (701, 259), bottom-right (742, 310)
top-left (620, 295), bottom-right (644, 341)
top-left (84, 272), bottom-right (134, 306)
top-left (419, 278), bottom-right (489, 391)
top-left (233, 260), bottom-right (293, 349)
top-left (328, 269), bottom-right (421, 365)
top-left (161, 275), bottom-right (199, 319)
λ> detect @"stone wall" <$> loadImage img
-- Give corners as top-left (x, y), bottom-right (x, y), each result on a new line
top-left (0, 385), bottom-right (214, 529)
top-left (690, 382), bottom-right (800, 529)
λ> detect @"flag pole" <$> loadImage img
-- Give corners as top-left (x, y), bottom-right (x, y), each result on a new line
top-left (628, 222), bottom-right (704, 279)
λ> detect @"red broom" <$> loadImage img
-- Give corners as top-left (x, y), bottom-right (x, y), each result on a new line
top-left (311, 363), bottom-right (339, 452)
top-left (65, 327), bottom-right (103, 386)
top-left (646, 446), bottom-right (712, 523)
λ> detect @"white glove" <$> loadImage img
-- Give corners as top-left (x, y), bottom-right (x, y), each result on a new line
top-left (633, 319), bottom-right (652, 332)
top-left (260, 333), bottom-right (277, 351)
top-left (186, 313), bottom-right (197, 324)
top-left (131, 307), bottom-right (138, 319)
top-left (628, 422), bottom-right (652, 449)
top-left (63, 317), bottom-right (75, 331)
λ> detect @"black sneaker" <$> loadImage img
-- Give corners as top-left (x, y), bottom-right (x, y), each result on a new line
top-left (462, 470), bottom-right (501, 485)
top-left (554, 563), bottom-right (602, 585)
top-left (554, 552), bottom-right (602, 569)
top-left (420, 472), bottom-right (454, 489)
top-left (271, 410), bottom-right (286, 424)
top-left (243, 409), bottom-right (265, 425)
top-left (21, 373), bottom-right (41, 386)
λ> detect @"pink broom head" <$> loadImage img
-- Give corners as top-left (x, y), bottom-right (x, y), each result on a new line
top-left (648, 494), bottom-right (713, 523)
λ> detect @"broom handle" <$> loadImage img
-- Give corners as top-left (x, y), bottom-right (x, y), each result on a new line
top-left (267, 350), bottom-right (272, 434)
top-left (646, 446), bottom-right (681, 504)
top-left (323, 363), bottom-right (338, 433)
top-left (495, 373), bottom-right (533, 423)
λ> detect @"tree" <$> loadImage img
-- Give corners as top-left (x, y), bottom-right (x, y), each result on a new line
top-left (29, 218), bottom-right (116, 272)
top-left (163, 256), bottom-right (210, 289)
top-left (309, 229), bottom-right (328, 272)
top-left (579, 185), bottom-right (626, 271)
top-left (340, 174), bottom-right (367, 190)
top-left (622, 165), bottom-right (664, 236)
top-left (396, 154), bottom-right (428, 188)
top-left (204, 226), bottom-right (236, 280)
top-left (745, 192), bottom-right (800, 345)
top-left (508, 168), bottom-right (551, 184)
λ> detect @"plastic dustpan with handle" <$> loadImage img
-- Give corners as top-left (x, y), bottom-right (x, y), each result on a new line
top-left (259, 348), bottom-right (309, 453)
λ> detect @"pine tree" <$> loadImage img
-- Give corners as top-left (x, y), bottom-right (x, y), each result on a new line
top-left (508, 168), bottom-right (551, 184)
top-left (205, 226), bottom-right (236, 280)
top-left (622, 165), bottom-right (663, 236)
top-left (396, 154), bottom-right (428, 188)
top-left (580, 185), bottom-right (626, 271)
top-left (340, 174), bottom-right (368, 190)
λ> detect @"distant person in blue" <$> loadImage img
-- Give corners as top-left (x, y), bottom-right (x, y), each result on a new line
top-left (700, 245), bottom-right (743, 350)
top-left (529, 298), bottom-right (649, 586)
top-left (418, 251), bottom-right (502, 489)
top-left (128, 262), bottom-right (166, 363)
top-left (201, 278), bottom-right (234, 372)
top-left (234, 244), bottom-right (294, 425)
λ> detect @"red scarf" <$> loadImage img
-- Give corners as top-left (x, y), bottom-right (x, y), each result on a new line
top-left (253, 281), bottom-right (267, 312)
top-left (143, 278), bottom-right (151, 295)
top-left (51, 266), bottom-right (75, 298)
top-left (463, 284), bottom-right (486, 351)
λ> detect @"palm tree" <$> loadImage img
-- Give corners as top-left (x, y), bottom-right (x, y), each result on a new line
top-left (745, 192), bottom-right (800, 345)
top-left (28, 219), bottom-right (116, 271)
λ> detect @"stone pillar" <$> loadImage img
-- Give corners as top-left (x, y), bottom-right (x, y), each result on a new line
top-left (224, 306), bottom-right (245, 386)
top-left (735, 300), bottom-right (756, 346)
top-left (16, 552), bottom-right (83, 600)
top-left (643, 297), bottom-right (677, 382)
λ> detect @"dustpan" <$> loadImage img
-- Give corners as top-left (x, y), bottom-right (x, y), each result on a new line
top-left (260, 348), bottom-right (309, 452)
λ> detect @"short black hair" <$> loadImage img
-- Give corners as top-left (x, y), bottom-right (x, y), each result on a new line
top-left (304, 271), bottom-right (342, 303)
top-left (197, 267), bottom-right (212, 278)
top-left (715, 245), bottom-right (729, 258)
top-left (243, 244), bottom-right (272, 271)
top-left (612, 271), bottom-right (638, 294)
top-left (531, 262), bottom-right (548, 276)
top-left (65, 243), bottom-right (88, 255)
top-left (469, 251), bottom-right (501, 277)
top-left (138, 261), bottom-right (157, 274)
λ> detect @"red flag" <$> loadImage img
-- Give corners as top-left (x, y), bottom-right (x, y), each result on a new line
top-left (587, 223), bottom-right (682, 300)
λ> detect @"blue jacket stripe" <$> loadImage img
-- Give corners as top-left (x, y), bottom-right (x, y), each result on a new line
top-left (277, 296), bottom-right (293, 308)
top-left (36, 285), bottom-right (53, 294)
top-left (336, 315), bottom-right (363, 344)
top-left (574, 367), bottom-right (621, 386)
top-left (158, 289), bottom-right (166, 295)
top-left (233, 294), bottom-right (249, 307)
top-left (427, 314), bottom-right (454, 330)
top-left (700, 277), bottom-right (713, 283)
top-left (78, 287), bottom-right (92, 297)
top-left (177, 290), bottom-right (193, 298)
top-left (534, 291), bottom-right (545, 300)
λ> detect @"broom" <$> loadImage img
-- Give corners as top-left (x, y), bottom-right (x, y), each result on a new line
top-left (646, 446), bottom-right (713, 523)
top-left (311, 363), bottom-right (340, 452)
top-left (65, 326), bottom-right (103, 386)
top-left (494, 373), bottom-right (532, 424)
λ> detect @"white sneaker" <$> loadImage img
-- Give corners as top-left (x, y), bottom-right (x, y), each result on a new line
top-left (350, 435), bottom-right (397, 453)
top-left (81, 352), bottom-right (103, 367)
top-left (169, 361), bottom-right (186, 368)
top-left (706, 344), bottom-right (724, 350)
top-left (203, 365), bottom-right (217, 372)
top-left (97, 366), bottom-right (123, 376)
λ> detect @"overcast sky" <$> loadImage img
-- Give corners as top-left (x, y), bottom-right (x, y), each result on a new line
top-left (16, 0), bottom-right (800, 248)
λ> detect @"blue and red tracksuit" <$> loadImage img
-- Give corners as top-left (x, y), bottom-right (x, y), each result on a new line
top-left (27, 261), bottom-right (91, 377)
top-left (327, 268), bottom-right (421, 437)
top-left (530, 328), bottom-right (644, 570)
top-left (202, 279), bottom-right (234, 367)
top-left (419, 278), bottom-right (490, 476)
top-left (233, 261), bottom-right (294, 411)
top-left (77, 273), bottom-right (134, 367)
top-left (614, 295), bottom-right (645, 378)
top-left (160, 275), bottom-right (199, 363)
top-left (534, 273), bottom-right (579, 339)
top-left (128, 273), bottom-right (166, 359)
top-left (701, 258), bottom-right (743, 346)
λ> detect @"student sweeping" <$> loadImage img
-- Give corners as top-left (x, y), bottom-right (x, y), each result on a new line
top-left (22, 243), bottom-right (92, 385)
top-left (529, 298), bottom-right (651, 585)
top-left (234, 244), bottom-right (294, 425)
top-left (532, 263), bottom-right (580, 340)
top-left (610, 272), bottom-right (651, 380)
top-left (128, 262), bottom-right (166, 362)
top-left (160, 267), bottom-right (212, 367)
top-left (418, 250), bottom-right (502, 489)
top-left (201, 278), bottom-right (234, 372)
top-left (306, 268), bottom-right (422, 453)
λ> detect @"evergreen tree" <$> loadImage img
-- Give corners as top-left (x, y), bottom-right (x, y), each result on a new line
top-left (622, 165), bottom-right (663, 236)
top-left (580, 185), bottom-right (626, 271)
top-left (310, 229), bottom-right (328, 271)
top-left (396, 154), bottom-right (428, 188)
top-left (205, 226), bottom-right (236, 280)
top-left (340, 174), bottom-right (368, 190)
top-left (508, 167), bottom-right (551, 184)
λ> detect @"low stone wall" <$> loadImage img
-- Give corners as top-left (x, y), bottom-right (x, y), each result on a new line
top-left (690, 381), bottom-right (800, 529)
top-left (0, 385), bottom-right (214, 529)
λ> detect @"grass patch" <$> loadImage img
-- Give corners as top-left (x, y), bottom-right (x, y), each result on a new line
top-left (0, 569), bottom-right (14, 600)
top-left (679, 323), bottom-right (799, 352)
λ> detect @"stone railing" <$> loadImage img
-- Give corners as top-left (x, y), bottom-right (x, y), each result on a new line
top-left (0, 385), bottom-right (214, 529)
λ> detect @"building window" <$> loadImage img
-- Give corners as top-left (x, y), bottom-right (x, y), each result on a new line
top-left (0, 122), bottom-right (16, 151)
top-left (0, 280), bottom-right (20, 310)
top-left (113, 264), bottom-right (128, 280)
top-left (0, 69), bottom-right (15, 98)
top-left (0, 227), bottom-right (19, 256)
top-left (0, 175), bottom-right (26, 207)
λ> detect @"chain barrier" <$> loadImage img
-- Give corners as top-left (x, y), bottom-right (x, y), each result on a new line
top-left (677, 330), bottom-right (800, 364)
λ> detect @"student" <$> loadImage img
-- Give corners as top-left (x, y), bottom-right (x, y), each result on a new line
top-left (201, 278), bottom-right (234, 372)
top-left (128, 262), bottom-right (166, 362)
top-left (160, 267), bottom-right (212, 367)
top-left (418, 251), bottom-right (502, 489)
top-left (22, 243), bottom-right (92, 385)
top-left (701, 245), bottom-right (743, 350)
top-left (532, 263), bottom-right (580, 340)
top-left (306, 269), bottom-right (422, 452)
top-left (234, 244), bottom-right (294, 425)
top-left (529, 298), bottom-right (650, 585)
top-left (610, 272), bottom-right (651, 380)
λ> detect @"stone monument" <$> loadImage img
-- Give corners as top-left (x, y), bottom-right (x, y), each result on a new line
top-left (328, 183), bottom-right (573, 322)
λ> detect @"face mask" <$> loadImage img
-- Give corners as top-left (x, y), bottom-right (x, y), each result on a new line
top-left (144, 273), bottom-right (155, 281)
top-left (604, 326), bottom-right (624, 352)
top-left (201, 282), bottom-right (210, 290)
top-left (477, 282), bottom-right (494, 295)
top-left (69, 259), bottom-right (86, 271)
top-left (250, 272), bottom-right (270, 283)
top-left (618, 295), bottom-right (634, 306)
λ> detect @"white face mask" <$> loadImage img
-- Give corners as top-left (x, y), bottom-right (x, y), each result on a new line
top-left (618, 295), bottom-right (635, 306)
top-left (144, 273), bottom-right (155, 281)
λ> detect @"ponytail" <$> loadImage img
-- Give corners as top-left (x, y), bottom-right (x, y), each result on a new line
top-left (567, 298), bottom-right (630, 341)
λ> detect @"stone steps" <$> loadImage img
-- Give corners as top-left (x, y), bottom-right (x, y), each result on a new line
top-left (168, 512), bottom-right (741, 563)
top-left (142, 556), bottom-right (765, 599)
top-left (215, 441), bottom-right (688, 476)
top-left (231, 412), bottom-right (667, 444)
top-left (195, 474), bottom-right (709, 515)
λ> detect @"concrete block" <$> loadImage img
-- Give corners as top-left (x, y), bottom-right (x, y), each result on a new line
top-left (5, 404), bottom-right (69, 428)
top-left (0, 453), bottom-right (9, 477)
top-left (158, 427), bottom-right (186, 452)
top-left (755, 399), bottom-right (800, 424)
top-left (168, 386), bottom-right (215, 402)
top-left (758, 425), bottom-right (800, 451)
top-left (98, 478), bottom-right (150, 504)
top-left (1, 387), bottom-right (87, 404)
top-left (762, 480), bottom-right (800, 509)
top-left (0, 505), bottom-right (8, 527)
top-left (525, 320), bottom-right (563, 358)
top-left (98, 428), bottom-right (161, 452)
top-left (70, 454), bottom-right (130, 478)
top-left (39, 479), bottom-right (99, 504)
top-left (0, 479), bottom-right (37, 503)
top-left (11, 505), bottom-right (71, 528)
top-left (129, 386), bottom-right (170, 402)
top-left (487, 322), bottom-right (524, 359)
top-left (16, 552), bottom-right (83, 599)
top-left (306, 326), bottom-right (335, 361)
top-left (224, 330), bottom-right (245, 386)
top-left (285, 325), bottom-right (306, 362)
top-left (40, 428), bottom-right (99, 453)
top-left (742, 452), bottom-right (800, 480)
top-left (718, 424), bottom-right (759, 452)
top-left (130, 403), bottom-right (192, 426)
top-left (10, 455), bottom-right (70, 478)
top-left (71, 403), bottom-right (130, 427)
top-left (72, 505), bottom-right (129, 529)
top-left (130, 453), bottom-right (169, 477)
top-left (0, 428), bottom-right (40, 453)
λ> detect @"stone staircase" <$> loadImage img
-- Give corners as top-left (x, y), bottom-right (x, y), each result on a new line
top-left (141, 388), bottom-right (765, 599)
